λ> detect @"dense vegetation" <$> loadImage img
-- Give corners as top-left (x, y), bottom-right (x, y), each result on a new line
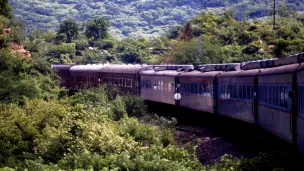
top-left (19, 8), bottom-right (304, 65)
top-left (9, 0), bottom-right (304, 39)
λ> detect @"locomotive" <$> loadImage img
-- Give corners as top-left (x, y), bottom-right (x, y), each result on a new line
top-left (52, 52), bottom-right (304, 154)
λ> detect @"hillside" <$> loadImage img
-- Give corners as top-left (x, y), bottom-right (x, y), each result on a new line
top-left (9, 0), bottom-right (304, 39)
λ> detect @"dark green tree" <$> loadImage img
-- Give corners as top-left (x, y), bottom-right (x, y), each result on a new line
top-left (0, 0), bottom-right (12, 19)
top-left (57, 18), bottom-right (79, 43)
top-left (85, 17), bottom-right (109, 41)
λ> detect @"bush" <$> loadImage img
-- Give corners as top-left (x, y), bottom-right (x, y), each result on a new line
top-left (0, 86), bottom-right (203, 170)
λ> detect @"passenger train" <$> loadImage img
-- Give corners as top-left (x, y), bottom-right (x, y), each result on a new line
top-left (52, 52), bottom-right (304, 154)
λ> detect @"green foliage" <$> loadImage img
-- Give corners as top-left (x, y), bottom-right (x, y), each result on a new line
top-left (48, 43), bottom-right (76, 64)
top-left (57, 18), bottom-right (79, 43)
top-left (0, 86), bottom-right (203, 170)
top-left (274, 38), bottom-right (304, 57)
top-left (85, 17), bottom-right (109, 41)
top-left (73, 39), bottom-right (89, 51)
top-left (0, 50), bottom-right (59, 103)
top-left (0, 0), bottom-right (12, 19)
top-left (117, 38), bottom-right (150, 64)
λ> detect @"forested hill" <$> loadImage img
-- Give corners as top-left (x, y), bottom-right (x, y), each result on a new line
top-left (9, 0), bottom-right (304, 39)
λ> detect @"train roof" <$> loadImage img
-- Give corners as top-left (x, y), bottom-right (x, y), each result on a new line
top-left (151, 65), bottom-right (194, 72)
top-left (100, 64), bottom-right (147, 74)
top-left (179, 70), bottom-right (223, 77)
top-left (70, 64), bottom-right (105, 72)
top-left (218, 69), bottom-right (261, 77)
top-left (258, 63), bottom-right (303, 76)
top-left (51, 64), bottom-right (73, 70)
top-left (140, 70), bottom-right (180, 76)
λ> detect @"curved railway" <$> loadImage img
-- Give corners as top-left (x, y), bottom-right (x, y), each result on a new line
top-left (52, 52), bottom-right (304, 155)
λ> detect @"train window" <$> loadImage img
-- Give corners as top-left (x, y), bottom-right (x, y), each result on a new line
top-left (196, 83), bottom-right (199, 94)
top-left (242, 85), bottom-right (246, 100)
top-left (224, 85), bottom-right (227, 98)
top-left (185, 83), bottom-right (188, 93)
top-left (199, 84), bottom-right (202, 94)
top-left (114, 78), bottom-right (117, 86)
top-left (279, 86), bottom-right (283, 107)
top-left (201, 84), bottom-right (205, 95)
top-left (180, 84), bottom-right (183, 93)
top-left (185, 83), bottom-right (189, 93)
top-left (159, 81), bottom-right (162, 90)
top-left (284, 86), bottom-right (288, 108)
top-left (273, 86), bottom-right (277, 106)
top-left (231, 85), bottom-right (235, 99)
top-left (191, 83), bottom-right (195, 94)
top-left (233, 85), bottom-right (235, 98)
top-left (153, 81), bottom-right (157, 89)
top-left (239, 85), bottom-right (243, 99)
top-left (172, 82), bottom-right (176, 91)
top-left (276, 86), bottom-right (280, 106)
top-left (127, 79), bottom-right (131, 87)
top-left (226, 85), bottom-right (230, 98)
top-left (271, 86), bottom-right (274, 105)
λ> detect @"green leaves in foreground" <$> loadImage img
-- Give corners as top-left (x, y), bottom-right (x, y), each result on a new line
top-left (0, 87), bottom-right (203, 170)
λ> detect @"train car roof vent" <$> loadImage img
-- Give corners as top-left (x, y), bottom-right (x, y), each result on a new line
top-left (153, 66), bottom-right (167, 72)
top-left (260, 58), bottom-right (277, 68)
top-left (274, 52), bottom-right (304, 66)
top-left (298, 52), bottom-right (304, 63)
top-left (198, 64), bottom-right (216, 72)
top-left (198, 63), bottom-right (240, 72)
top-left (152, 65), bottom-right (194, 71)
top-left (225, 63), bottom-right (241, 71)
top-left (177, 68), bottom-right (185, 72)
top-left (241, 60), bottom-right (262, 70)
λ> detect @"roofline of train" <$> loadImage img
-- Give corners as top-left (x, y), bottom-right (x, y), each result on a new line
top-left (51, 52), bottom-right (304, 73)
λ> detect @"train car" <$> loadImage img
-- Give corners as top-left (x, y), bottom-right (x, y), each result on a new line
top-left (256, 64), bottom-right (299, 143)
top-left (178, 71), bottom-right (221, 113)
top-left (139, 65), bottom-right (193, 105)
top-left (217, 69), bottom-right (259, 123)
top-left (140, 70), bottom-right (178, 105)
top-left (69, 64), bottom-right (104, 89)
top-left (100, 64), bottom-right (147, 95)
top-left (51, 64), bottom-right (73, 87)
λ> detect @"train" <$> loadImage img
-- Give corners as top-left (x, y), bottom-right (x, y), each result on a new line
top-left (52, 52), bottom-right (304, 154)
